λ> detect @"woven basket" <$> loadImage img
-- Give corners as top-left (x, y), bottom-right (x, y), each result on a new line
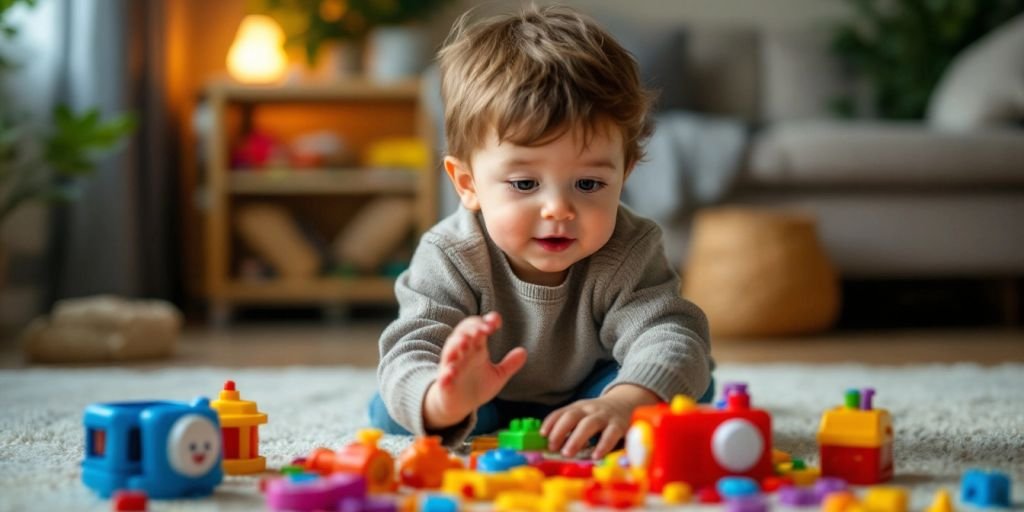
top-left (682, 207), bottom-right (840, 337)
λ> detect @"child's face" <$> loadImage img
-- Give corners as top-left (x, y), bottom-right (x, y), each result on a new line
top-left (445, 121), bottom-right (629, 286)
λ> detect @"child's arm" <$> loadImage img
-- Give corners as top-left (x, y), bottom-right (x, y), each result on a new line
top-left (422, 312), bottom-right (527, 430)
top-left (541, 383), bottom-right (660, 459)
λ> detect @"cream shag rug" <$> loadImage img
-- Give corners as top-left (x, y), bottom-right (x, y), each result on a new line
top-left (0, 363), bottom-right (1022, 512)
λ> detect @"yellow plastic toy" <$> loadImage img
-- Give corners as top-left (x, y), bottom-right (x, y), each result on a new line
top-left (364, 137), bottom-right (430, 170)
top-left (662, 481), bottom-right (692, 504)
top-left (863, 486), bottom-right (908, 512)
top-left (210, 380), bottom-right (268, 474)
top-left (927, 489), bottom-right (954, 512)
top-left (442, 466), bottom-right (544, 500)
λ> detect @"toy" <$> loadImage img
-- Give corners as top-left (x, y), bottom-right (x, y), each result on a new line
top-left (662, 482), bottom-right (692, 504)
top-left (111, 490), bottom-right (148, 511)
top-left (411, 493), bottom-right (461, 512)
top-left (726, 496), bottom-right (768, 512)
top-left (209, 380), bottom-right (268, 474)
top-left (863, 486), bottom-right (908, 512)
top-left (265, 473), bottom-right (366, 511)
top-left (494, 491), bottom-right (566, 512)
top-left (583, 480), bottom-right (645, 509)
top-left (717, 476), bottom-right (760, 499)
top-left (961, 468), bottom-right (1011, 508)
top-left (817, 388), bottom-right (894, 485)
top-left (498, 417), bottom-right (548, 451)
top-left (927, 489), bottom-right (954, 512)
top-left (778, 485), bottom-right (818, 506)
top-left (82, 398), bottom-right (223, 498)
top-left (305, 429), bottom-right (397, 493)
top-left (477, 448), bottom-right (528, 473)
top-left (441, 466), bottom-right (544, 500)
top-left (814, 477), bottom-right (848, 500)
top-left (821, 491), bottom-right (857, 512)
top-left (398, 436), bottom-right (463, 489)
top-left (760, 476), bottom-right (793, 492)
top-left (532, 459), bottom-right (594, 478)
top-left (626, 385), bottom-right (773, 492)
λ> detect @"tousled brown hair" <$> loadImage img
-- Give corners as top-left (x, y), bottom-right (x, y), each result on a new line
top-left (438, 4), bottom-right (654, 169)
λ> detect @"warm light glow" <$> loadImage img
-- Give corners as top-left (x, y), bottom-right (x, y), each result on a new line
top-left (226, 15), bottom-right (288, 84)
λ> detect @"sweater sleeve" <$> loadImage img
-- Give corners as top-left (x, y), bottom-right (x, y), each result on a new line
top-left (376, 236), bottom-right (481, 445)
top-left (597, 223), bottom-right (712, 401)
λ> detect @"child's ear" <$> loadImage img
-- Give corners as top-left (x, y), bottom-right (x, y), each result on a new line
top-left (444, 155), bottom-right (480, 211)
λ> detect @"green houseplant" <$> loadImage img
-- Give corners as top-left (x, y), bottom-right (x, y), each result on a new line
top-left (262, 0), bottom-right (453, 66)
top-left (0, 0), bottom-right (136, 227)
top-left (831, 0), bottom-right (1024, 119)
top-left (1, 0), bottom-right (135, 286)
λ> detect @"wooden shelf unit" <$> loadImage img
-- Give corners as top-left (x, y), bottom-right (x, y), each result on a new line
top-left (202, 79), bottom-right (437, 323)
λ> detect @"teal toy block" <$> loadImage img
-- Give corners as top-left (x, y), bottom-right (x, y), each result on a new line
top-left (498, 417), bottom-right (548, 451)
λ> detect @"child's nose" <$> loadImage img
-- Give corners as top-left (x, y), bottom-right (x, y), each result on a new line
top-left (540, 192), bottom-right (575, 221)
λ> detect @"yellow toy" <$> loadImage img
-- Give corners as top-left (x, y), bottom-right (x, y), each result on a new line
top-left (210, 380), bottom-right (268, 474)
top-left (818, 388), bottom-right (893, 484)
top-left (442, 466), bottom-right (544, 500)
top-left (927, 489), bottom-right (955, 512)
top-left (863, 486), bottom-right (909, 512)
top-left (662, 482), bottom-right (692, 504)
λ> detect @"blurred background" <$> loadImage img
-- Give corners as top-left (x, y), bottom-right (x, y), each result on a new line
top-left (1, 0), bottom-right (1022, 367)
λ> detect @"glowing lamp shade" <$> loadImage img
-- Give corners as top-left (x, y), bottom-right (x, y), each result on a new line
top-left (226, 15), bottom-right (288, 84)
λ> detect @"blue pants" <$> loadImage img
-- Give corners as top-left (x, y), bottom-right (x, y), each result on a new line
top-left (368, 363), bottom-right (714, 436)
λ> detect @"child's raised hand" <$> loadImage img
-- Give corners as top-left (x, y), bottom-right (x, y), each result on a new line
top-left (540, 384), bottom-right (660, 459)
top-left (424, 312), bottom-right (528, 429)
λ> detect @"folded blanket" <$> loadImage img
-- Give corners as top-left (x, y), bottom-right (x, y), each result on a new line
top-left (624, 111), bottom-right (749, 226)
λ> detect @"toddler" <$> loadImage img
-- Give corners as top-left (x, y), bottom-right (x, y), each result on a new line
top-left (370, 4), bottom-right (712, 459)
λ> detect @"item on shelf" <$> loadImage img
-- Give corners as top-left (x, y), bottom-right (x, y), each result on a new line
top-left (332, 197), bottom-right (416, 272)
top-left (231, 131), bottom-right (289, 169)
top-left (235, 203), bottom-right (323, 279)
top-left (364, 137), bottom-right (431, 171)
top-left (682, 207), bottom-right (840, 337)
top-left (21, 295), bottom-right (181, 363)
top-left (239, 257), bottom-right (275, 281)
top-left (289, 130), bottom-right (354, 169)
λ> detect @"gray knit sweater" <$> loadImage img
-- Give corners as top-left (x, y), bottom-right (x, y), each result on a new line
top-left (377, 205), bottom-right (711, 445)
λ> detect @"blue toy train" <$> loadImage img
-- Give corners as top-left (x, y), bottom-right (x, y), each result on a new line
top-left (82, 397), bottom-right (223, 498)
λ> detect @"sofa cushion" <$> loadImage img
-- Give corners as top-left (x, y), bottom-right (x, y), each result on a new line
top-left (746, 121), bottom-right (1024, 186)
top-left (927, 13), bottom-right (1024, 131)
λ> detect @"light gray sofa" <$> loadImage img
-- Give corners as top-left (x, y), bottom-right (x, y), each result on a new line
top-left (658, 23), bottom-right (1024, 279)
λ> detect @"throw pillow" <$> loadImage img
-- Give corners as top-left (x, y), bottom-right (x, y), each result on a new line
top-left (927, 13), bottom-right (1024, 130)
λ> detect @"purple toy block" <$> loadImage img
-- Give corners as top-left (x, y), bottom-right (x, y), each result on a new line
top-left (726, 495), bottom-right (768, 512)
top-left (779, 485), bottom-right (819, 506)
top-left (266, 474), bottom-right (366, 512)
top-left (339, 495), bottom-right (397, 512)
top-left (814, 477), bottom-right (848, 500)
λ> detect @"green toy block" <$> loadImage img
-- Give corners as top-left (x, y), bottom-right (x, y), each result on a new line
top-left (498, 417), bottom-right (548, 451)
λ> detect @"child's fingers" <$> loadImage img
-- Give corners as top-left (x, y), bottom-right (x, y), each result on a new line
top-left (494, 347), bottom-right (527, 380)
top-left (546, 408), bottom-right (585, 452)
top-left (591, 422), bottom-right (627, 460)
top-left (483, 311), bottom-right (502, 331)
top-left (561, 415), bottom-right (605, 457)
top-left (540, 407), bottom-right (566, 436)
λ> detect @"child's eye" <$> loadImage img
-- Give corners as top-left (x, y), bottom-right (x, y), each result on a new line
top-left (576, 179), bottom-right (605, 192)
top-left (508, 179), bottom-right (538, 192)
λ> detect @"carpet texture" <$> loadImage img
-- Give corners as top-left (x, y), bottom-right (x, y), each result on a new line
top-left (1, 363), bottom-right (1022, 511)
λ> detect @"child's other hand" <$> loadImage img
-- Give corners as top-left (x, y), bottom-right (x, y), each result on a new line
top-left (424, 312), bottom-right (527, 430)
top-left (540, 384), bottom-right (660, 459)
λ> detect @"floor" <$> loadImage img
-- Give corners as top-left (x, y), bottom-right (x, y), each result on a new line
top-left (3, 320), bottom-right (1022, 368)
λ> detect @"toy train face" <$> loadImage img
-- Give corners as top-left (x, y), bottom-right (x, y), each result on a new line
top-left (82, 397), bottom-right (223, 498)
top-left (626, 394), bottom-right (773, 492)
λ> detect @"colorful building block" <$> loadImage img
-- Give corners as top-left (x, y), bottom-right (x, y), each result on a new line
top-left (662, 482), bottom-right (692, 504)
top-left (477, 448), bottom-right (528, 473)
top-left (82, 398), bottom-right (223, 498)
top-left (863, 486), bottom-right (908, 512)
top-left (441, 467), bottom-right (544, 500)
top-left (817, 388), bottom-right (893, 485)
top-left (398, 436), bottom-right (463, 489)
top-left (626, 385), bottom-right (773, 492)
top-left (927, 489), bottom-right (954, 512)
top-left (265, 473), bottom-right (365, 512)
top-left (717, 476), bottom-right (760, 499)
top-left (498, 418), bottom-right (548, 451)
top-left (961, 469), bottom-right (1011, 508)
top-left (304, 429), bottom-right (396, 493)
top-left (210, 380), bottom-right (268, 474)
top-left (111, 490), bottom-right (148, 511)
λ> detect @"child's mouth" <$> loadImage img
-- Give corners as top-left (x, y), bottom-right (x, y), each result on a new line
top-left (536, 237), bottom-right (574, 252)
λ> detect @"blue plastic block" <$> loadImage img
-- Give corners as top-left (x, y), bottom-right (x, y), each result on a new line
top-left (477, 448), bottom-right (528, 473)
top-left (717, 476), bottom-right (760, 499)
top-left (961, 468), bottom-right (1011, 508)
